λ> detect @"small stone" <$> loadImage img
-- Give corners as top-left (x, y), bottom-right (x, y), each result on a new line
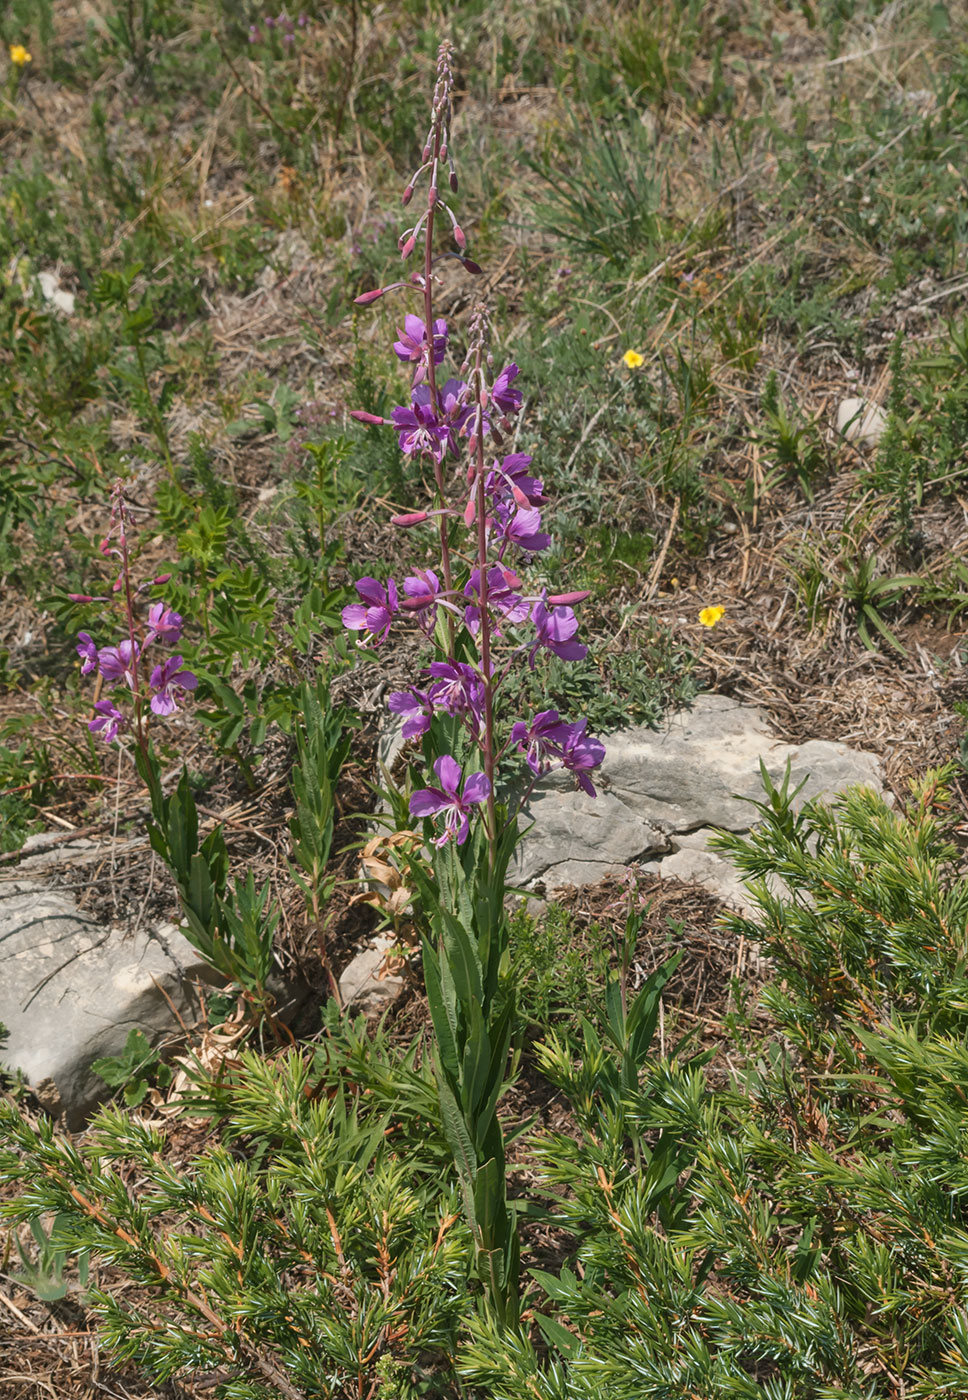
top-left (836, 398), bottom-right (887, 447)
top-left (36, 271), bottom-right (75, 316)
top-left (338, 938), bottom-right (406, 1014)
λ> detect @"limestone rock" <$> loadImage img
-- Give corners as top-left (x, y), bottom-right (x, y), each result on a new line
top-left (0, 883), bottom-right (220, 1127)
top-left (338, 937), bottom-right (407, 1014)
top-left (515, 696), bottom-right (885, 895)
top-left (511, 787), bottom-right (668, 888)
top-left (836, 398), bottom-right (887, 447)
top-left (36, 271), bottom-right (75, 316)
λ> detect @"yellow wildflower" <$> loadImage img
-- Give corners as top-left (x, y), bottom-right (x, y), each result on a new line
top-left (9, 44), bottom-right (31, 65)
top-left (699, 606), bottom-right (725, 628)
top-left (622, 349), bottom-right (644, 369)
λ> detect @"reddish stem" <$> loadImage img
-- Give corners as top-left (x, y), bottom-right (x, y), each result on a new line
top-left (423, 114), bottom-right (455, 655)
top-left (473, 389), bottom-right (498, 867)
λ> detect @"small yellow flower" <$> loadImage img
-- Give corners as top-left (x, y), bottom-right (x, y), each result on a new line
top-left (699, 606), bottom-right (725, 628)
top-left (622, 349), bottom-right (644, 369)
top-left (9, 43), bottom-right (31, 65)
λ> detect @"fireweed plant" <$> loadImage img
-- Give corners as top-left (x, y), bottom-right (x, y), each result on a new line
top-left (345, 41), bottom-right (605, 1327)
top-left (71, 483), bottom-right (285, 1025)
top-left (72, 480), bottom-right (197, 753)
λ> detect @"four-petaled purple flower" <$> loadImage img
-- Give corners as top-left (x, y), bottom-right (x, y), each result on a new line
top-left (76, 632), bottom-right (99, 676)
top-left (491, 363), bottom-right (522, 416)
top-left (559, 719), bottom-right (606, 796)
top-left (394, 315), bottom-right (448, 367)
top-left (149, 656), bottom-right (198, 717)
top-left (493, 503), bottom-right (551, 554)
top-left (410, 755), bottom-right (490, 846)
top-left (511, 709), bottom-right (573, 775)
top-left (424, 660), bottom-right (486, 732)
top-left (145, 602), bottom-right (183, 646)
top-left (528, 597), bottom-right (587, 668)
top-left (98, 639), bottom-right (140, 689)
top-left (89, 699), bottom-right (126, 743)
top-left (486, 454), bottom-right (545, 510)
top-left (342, 577), bottom-right (399, 646)
top-left (463, 565), bottom-right (529, 636)
top-left (391, 388), bottom-right (458, 461)
top-left (387, 687), bottom-right (435, 740)
top-left (401, 570), bottom-right (441, 637)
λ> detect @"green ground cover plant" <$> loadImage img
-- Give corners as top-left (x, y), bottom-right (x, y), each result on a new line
top-left (2, 0), bottom-right (968, 1396)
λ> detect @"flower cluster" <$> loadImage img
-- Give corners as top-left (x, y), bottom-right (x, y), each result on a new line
top-left (248, 12), bottom-right (307, 44)
top-left (9, 43), bottom-right (31, 66)
top-left (78, 609), bottom-right (196, 743)
top-left (72, 484), bottom-right (196, 744)
top-left (343, 42), bottom-right (605, 849)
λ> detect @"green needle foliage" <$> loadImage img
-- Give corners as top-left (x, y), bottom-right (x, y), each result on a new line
top-left (463, 766), bottom-right (968, 1399)
top-left (0, 1052), bottom-right (470, 1400)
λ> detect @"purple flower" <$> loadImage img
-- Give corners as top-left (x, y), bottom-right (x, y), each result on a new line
top-left (401, 569), bottom-right (441, 636)
top-left (528, 597), bottom-right (587, 669)
top-left (149, 656), bottom-right (198, 717)
top-left (388, 688), bottom-right (434, 740)
top-left (342, 577), bottom-right (399, 646)
top-left (98, 639), bottom-right (139, 689)
top-left (410, 754), bottom-right (490, 847)
top-left (424, 660), bottom-right (486, 735)
top-left (391, 390), bottom-right (456, 462)
top-left (559, 719), bottom-right (606, 796)
top-left (393, 314), bottom-right (448, 367)
top-left (463, 565), bottom-right (529, 636)
top-left (486, 454), bottom-right (545, 510)
top-left (437, 377), bottom-right (476, 435)
top-left (491, 363), bottom-right (522, 415)
top-left (495, 503), bottom-right (551, 553)
top-left (76, 632), bottom-right (99, 676)
top-left (511, 709), bottom-right (572, 775)
top-left (89, 699), bottom-right (126, 743)
top-left (145, 602), bottom-right (183, 646)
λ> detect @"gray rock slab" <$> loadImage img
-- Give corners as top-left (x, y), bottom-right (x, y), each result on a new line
top-left (511, 788), bottom-right (669, 888)
top-left (653, 829), bottom-right (760, 916)
top-left (514, 695), bottom-right (885, 894)
top-left (338, 937), bottom-right (406, 1015)
top-left (0, 883), bottom-right (220, 1127)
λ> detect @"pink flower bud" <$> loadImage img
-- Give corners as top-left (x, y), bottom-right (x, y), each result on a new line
top-left (428, 185), bottom-right (437, 208)
top-left (391, 511), bottom-right (430, 527)
top-left (68, 593), bottom-right (94, 603)
top-left (354, 287), bottom-right (385, 305)
top-left (401, 236), bottom-right (416, 259)
top-left (422, 143), bottom-right (431, 161)
top-left (467, 434), bottom-right (478, 455)
top-left (402, 185), bottom-right (414, 206)
top-left (461, 257), bottom-right (483, 275)
top-left (463, 498), bottom-right (476, 527)
top-left (547, 591), bottom-right (592, 606)
top-left (153, 573), bottom-right (172, 585)
top-left (511, 485), bottom-right (530, 508)
top-left (350, 410), bottom-right (385, 424)
top-left (453, 225), bottom-right (466, 250)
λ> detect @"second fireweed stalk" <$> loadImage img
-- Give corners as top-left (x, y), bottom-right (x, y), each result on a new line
top-left (345, 40), bottom-right (605, 1327)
